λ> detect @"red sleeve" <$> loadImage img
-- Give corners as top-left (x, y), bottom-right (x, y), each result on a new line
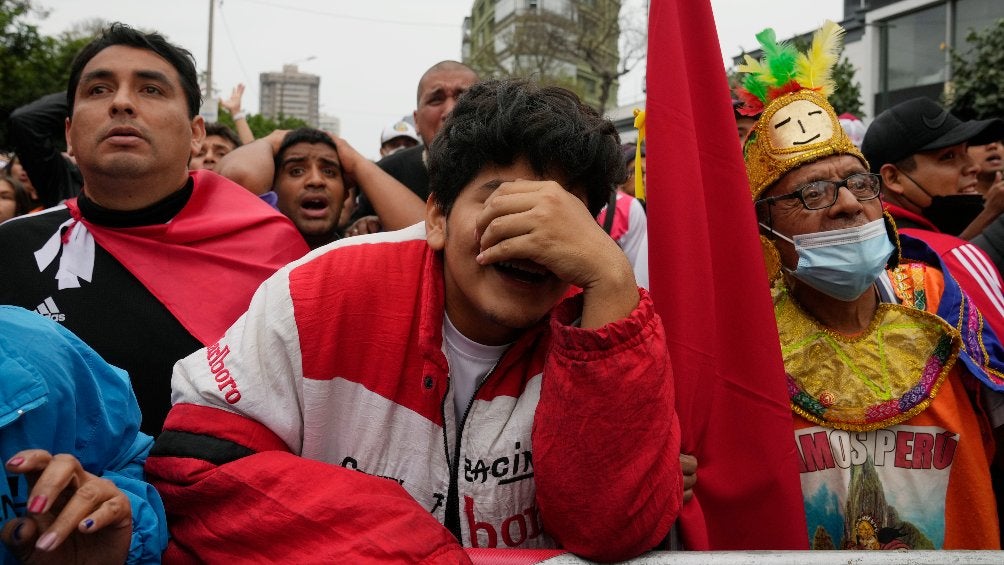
top-left (532, 289), bottom-right (681, 561)
top-left (146, 404), bottom-right (471, 565)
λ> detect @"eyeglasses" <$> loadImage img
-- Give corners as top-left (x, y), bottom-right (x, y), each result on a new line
top-left (756, 173), bottom-right (882, 211)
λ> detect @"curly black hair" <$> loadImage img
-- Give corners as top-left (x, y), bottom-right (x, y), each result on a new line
top-left (428, 79), bottom-right (624, 217)
top-left (274, 128), bottom-right (338, 172)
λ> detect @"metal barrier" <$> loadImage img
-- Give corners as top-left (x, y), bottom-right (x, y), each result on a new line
top-left (466, 550), bottom-right (1004, 565)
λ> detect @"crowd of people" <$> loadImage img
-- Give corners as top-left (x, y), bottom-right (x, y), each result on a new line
top-left (0, 16), bottom-right (1001, 564)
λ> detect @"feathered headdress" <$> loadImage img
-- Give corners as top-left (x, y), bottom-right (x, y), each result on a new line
top-left (739, 22), bottom-right (875, 281)
top-left (736, 21), bottom-right (845, 117)
top-left (738, 20), bottom-right (866, 201)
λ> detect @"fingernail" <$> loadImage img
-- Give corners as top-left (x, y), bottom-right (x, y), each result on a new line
top-left (35, 532), bottom-right (56, 552)
top-left (475, 252), bottom-right (485, 264)
top-left (82, 518), bottom-right (94, 530)
top-left (27, 495), bottom-right (47, 514)
top-left (5, 456), bottom-right (23, 467)
top-left (12, 522), bottom-right (24, 542)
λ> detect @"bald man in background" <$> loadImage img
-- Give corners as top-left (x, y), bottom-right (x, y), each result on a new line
top-left (347, 61), bottom-right (478, 236)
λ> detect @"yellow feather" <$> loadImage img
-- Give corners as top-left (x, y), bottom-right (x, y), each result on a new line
top-left (793, 20), bottom-right (845, 95)
top-left (737, 54), bottom-right (766, 76)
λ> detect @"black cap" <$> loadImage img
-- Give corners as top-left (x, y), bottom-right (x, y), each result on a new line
top-left (862, 97), bottom-right (1004, 172)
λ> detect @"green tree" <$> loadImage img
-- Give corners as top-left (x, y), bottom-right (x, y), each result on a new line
top-left (945, 18), bottom-right (1004, 121)
top-left (0, 1), bottom-right (101, 147)
top-left (465, 0), bottom-right (643, 115)
top-left (788, 36), bottom-right (864, 117)
top-left (1, 0), bottom-right (50, 147)
top-left (829, 56), bottom-right (864, 117)
top-left (218, 110), bottom-right (307, 140)
top-left (468, 12), bottom-right (587, 102)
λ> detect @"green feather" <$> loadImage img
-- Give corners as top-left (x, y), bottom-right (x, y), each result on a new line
top-left (756, 28), bottom-right (799, 86)
top-left (742, 74), bottom-right (769, 104)
top-left (755, 28), bottom-right (778, 52)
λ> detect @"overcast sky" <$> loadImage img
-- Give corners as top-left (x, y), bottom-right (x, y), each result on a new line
top-left (32, 0), bottom-right (844, 159)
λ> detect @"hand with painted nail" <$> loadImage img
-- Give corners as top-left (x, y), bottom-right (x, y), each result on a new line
top-left (0, 450), bottom-right (131, 564)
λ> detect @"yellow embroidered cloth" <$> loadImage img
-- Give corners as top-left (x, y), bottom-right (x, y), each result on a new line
top-left (774, 286), bottom-right (960, 431)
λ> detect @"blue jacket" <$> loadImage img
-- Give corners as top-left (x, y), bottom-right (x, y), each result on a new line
top-left (0, 306), bottom-right (167, 563)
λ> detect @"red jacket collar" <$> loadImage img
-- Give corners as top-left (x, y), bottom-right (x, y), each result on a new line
top-left (883, 201), bottom-right (940, 232)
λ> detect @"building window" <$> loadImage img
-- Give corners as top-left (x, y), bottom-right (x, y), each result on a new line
top-left (954, 0), bottom-right (1004, 45)
top-left (528, 0), bottom-right (538, 10)
top-left (873, 0), bottom-right (1004, 112)
top-left (882, 3), bottom-right (947, 92)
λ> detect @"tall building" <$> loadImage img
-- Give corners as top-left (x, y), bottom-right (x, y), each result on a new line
top-left (732, 0), bottom-right (1004, 119)
top-left (462, 0), bottom-right (622, 112)
top-left (839, 0), bottom-right (1004, 117)
top-left (259, 64), bottom-right (320, 127)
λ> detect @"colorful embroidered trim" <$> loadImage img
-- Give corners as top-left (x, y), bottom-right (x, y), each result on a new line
top-left (895, 256), bottom-right (1004, 389)
top-left (774, 285), bottom-right (960, 431)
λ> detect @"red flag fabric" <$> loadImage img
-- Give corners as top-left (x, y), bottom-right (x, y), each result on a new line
top-left (65, 170), bottom-right (308, 345)
top-left (646, 1), bottom-right (808, 550)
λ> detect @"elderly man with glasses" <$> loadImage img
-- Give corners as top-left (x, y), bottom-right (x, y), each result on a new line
top-left (738, 23), bottom-right (1004, 550)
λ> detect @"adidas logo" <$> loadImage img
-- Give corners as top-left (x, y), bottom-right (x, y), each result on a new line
top-left (35, 297), bottom-right (65, 322)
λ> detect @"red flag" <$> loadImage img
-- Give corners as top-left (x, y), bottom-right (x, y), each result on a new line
top-left (646, 1), bottom-right (808, 550)
top-left (65, 170), bottom-right (308, 346)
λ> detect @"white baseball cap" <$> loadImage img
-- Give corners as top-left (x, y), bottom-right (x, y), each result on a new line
top-left (381, 120), bottom-right (420, 145)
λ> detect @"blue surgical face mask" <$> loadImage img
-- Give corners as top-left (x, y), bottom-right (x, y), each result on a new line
top-left (760, 218), bottom-right (895, 301)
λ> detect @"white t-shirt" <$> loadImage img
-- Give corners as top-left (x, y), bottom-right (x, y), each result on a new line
top-left (443, 314), bottom-right (510, 425)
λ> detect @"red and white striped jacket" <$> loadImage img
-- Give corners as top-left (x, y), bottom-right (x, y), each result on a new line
top-left (147, 222), bottom-right (681, 563)
top-left (886, 203), bottom-right (1004, 338)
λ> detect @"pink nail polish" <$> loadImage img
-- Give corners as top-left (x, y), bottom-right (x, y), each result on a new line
top-left (28, 495), bottom-right (47, 514)
top-left (35, 532), bottom-right (57, 552)
top-left (5, 456), bottom-right (23, 467)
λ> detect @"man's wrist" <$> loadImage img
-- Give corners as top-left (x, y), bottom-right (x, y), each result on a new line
top-left (232, 111), bottom-right (246, 121)
top-left (579, 259), bottom-right (639, 329)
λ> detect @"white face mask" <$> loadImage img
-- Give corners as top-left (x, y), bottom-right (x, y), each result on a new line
top-left (760, 218), bottom-right (895, 301)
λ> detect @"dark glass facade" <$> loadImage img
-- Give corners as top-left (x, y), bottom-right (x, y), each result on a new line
top-left (874, 0), bottom-right (1004, 113)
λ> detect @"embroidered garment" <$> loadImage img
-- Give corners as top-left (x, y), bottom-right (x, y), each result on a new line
top-left (776, 287), bottom-right (958, 431)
